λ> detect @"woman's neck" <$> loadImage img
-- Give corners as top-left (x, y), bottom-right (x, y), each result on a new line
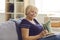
top-left (26, 17), bottom-right (34, 21)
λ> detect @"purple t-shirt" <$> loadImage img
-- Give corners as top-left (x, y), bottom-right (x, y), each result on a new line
top-left (19, 19), bottom-right (44, 36)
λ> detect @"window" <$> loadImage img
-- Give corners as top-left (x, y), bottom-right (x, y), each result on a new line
top-left (35, 0), bottom-right (60, 17)
top-left (0, 0), bottom-right (5, 13)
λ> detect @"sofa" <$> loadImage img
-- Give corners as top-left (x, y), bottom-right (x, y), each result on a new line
top-left (0, 18), bottom-right (52, 40)
top-left (0, 21), bottom-right (18, 40)
top-left (0, 18), bottom-right (25, 40)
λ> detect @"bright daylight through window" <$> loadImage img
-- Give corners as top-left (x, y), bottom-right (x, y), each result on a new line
top-left (0, 0), bottom-right (5, 13)
top-left (35, 0), bottom-right (60, 17)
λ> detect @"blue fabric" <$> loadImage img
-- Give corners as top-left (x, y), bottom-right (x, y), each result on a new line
top-left (15, 19), bottom-right (23, 40)
top-left (11, 18), bottom-right (60, 40)
top-left (38, 35), bottom-right (60, 40)
top-left (19, 19), bottom-right (44, 36)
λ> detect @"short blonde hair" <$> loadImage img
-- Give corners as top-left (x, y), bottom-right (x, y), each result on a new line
top-left (25, 5), bottom-right (38, 15)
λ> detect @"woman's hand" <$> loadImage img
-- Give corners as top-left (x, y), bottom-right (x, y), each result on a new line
top-left (44, 30), bottom-right (49, 35)
top-left (43, 30), bottom-right (54, 35)
top-left (42, 30), bottom-right (54, 36)
top-left (39, 30), bottom-right (50, 38)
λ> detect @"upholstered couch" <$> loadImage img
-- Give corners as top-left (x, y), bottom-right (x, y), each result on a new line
top-left (0, 18), bottom-right (24, 40)
top-left (0, 18), bottom-right (52, 40)
top-left (0, 21), bottom-right (18, 40)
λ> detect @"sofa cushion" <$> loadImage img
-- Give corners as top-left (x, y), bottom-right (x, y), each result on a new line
top-left (0, 21), bottom-right (18, 40)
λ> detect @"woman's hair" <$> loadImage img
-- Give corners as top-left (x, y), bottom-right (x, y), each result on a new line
top-left (25, 5), bottom-right (38, 15)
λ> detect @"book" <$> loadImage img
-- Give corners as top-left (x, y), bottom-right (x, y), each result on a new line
top-left (8, 3), bottom-right (14, 12)
top-left (42, 33), bottom-right (55, 38)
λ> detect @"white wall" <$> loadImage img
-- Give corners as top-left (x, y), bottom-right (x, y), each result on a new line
top-left (0, 0), bottom-right (5, 13)
top-left (29, 0), bottom-right (35, 5)
top-left (36, 14), bottom-right (47, 24)
top-left (0, 13), bottom-right (5, 22)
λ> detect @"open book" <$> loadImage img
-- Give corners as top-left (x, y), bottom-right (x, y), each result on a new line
top-left (42, 33), bottom-right (55, 38)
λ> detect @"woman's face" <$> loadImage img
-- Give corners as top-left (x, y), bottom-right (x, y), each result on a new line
top-left (26, 10), bottom-right (37, 19)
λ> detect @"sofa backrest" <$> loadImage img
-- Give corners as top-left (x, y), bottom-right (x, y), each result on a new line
top-left (9, 18), bottom-right (24, 40)
top-left (0, 21), bottom-right (18, 40)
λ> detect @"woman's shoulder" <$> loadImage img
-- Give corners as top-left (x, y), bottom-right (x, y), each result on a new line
top-left (19, 19), bottom-right (31, 28)
top-left (20, 18), bottom-right (28, 24)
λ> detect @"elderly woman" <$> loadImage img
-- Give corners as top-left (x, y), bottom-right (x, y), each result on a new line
top-left (18, 5), bottom-right (60, 40)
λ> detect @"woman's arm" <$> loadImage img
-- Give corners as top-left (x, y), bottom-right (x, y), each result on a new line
top-left (21, 28), bottom-right (46, 40)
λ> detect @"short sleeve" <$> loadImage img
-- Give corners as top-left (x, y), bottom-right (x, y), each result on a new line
top-left (19, 24), bottom-right (30, 28)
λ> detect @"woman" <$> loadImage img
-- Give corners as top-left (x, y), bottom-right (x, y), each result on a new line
top-left (19, 5), bottom-right (60, 40)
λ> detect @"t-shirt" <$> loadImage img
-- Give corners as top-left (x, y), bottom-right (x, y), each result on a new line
top-left (19, 19), bottom-right (44, 36)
